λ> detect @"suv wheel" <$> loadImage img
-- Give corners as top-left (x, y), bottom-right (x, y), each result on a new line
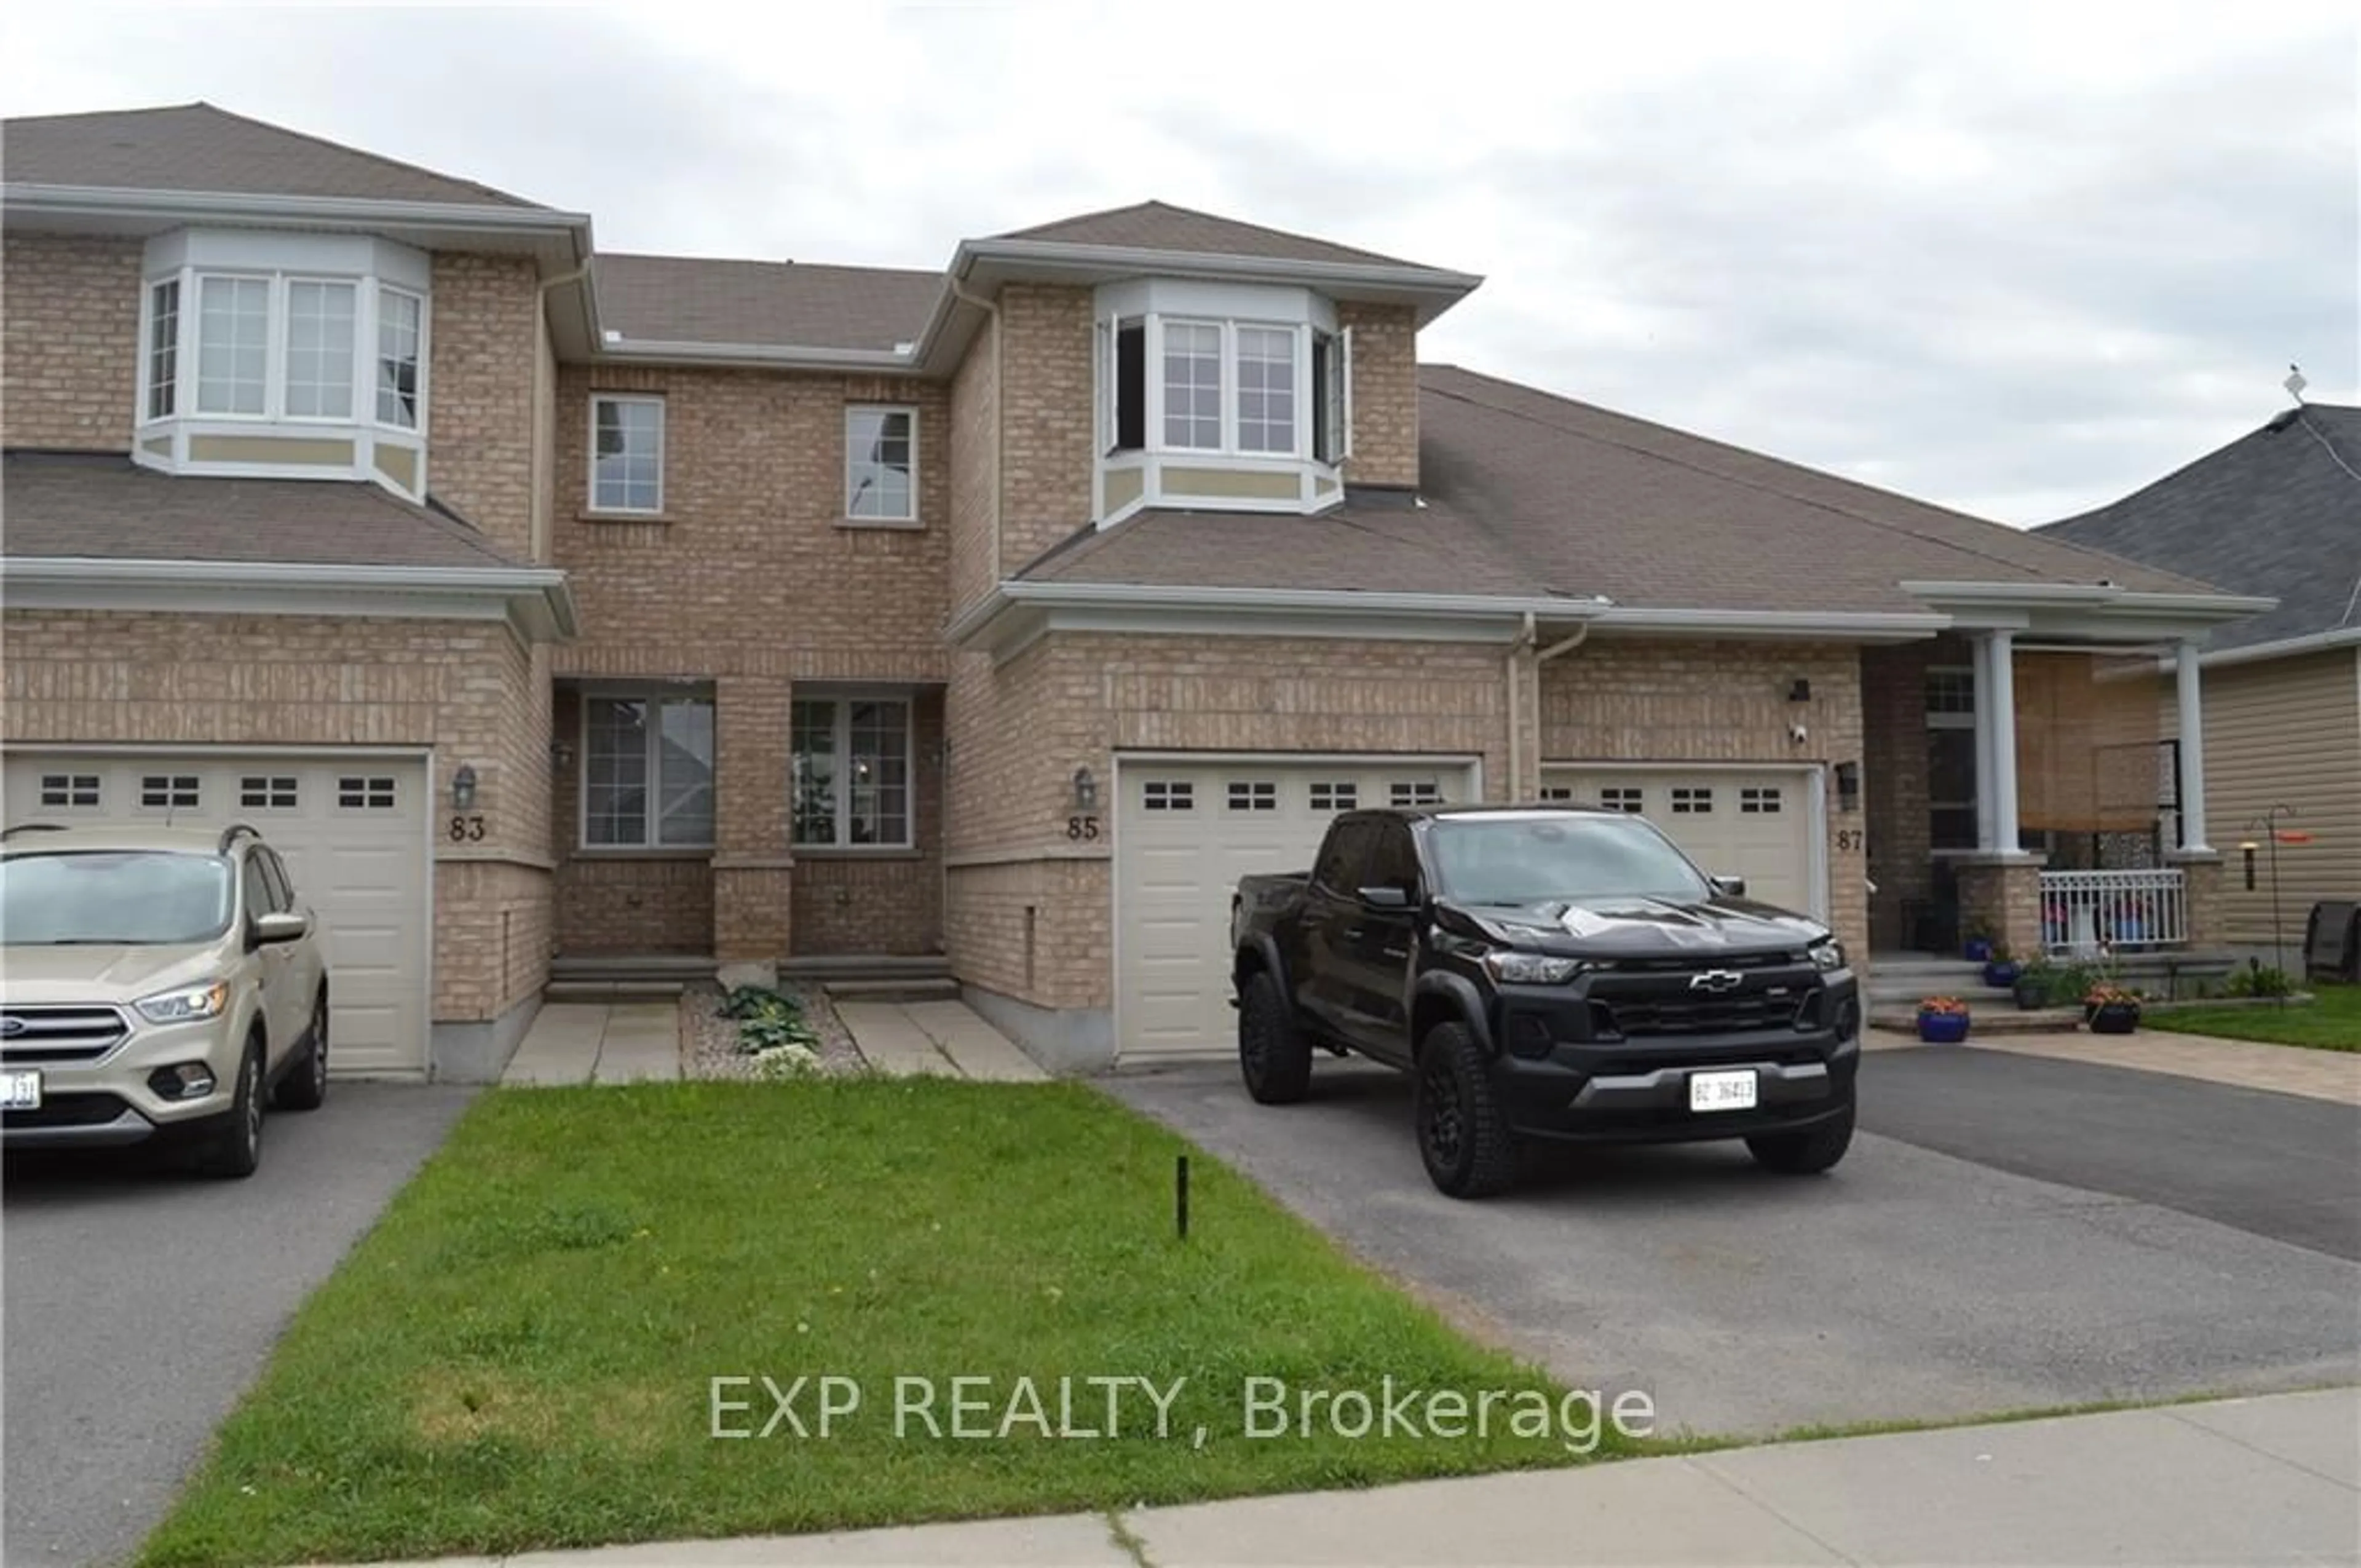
top-left (1238, 971), bottom-right (1312, 1104)
top-left (274, 992), bottom-right (329, 1111)
top-left (196, 1039), bottom-right (265, 1180)
top-left (1415, 1021), bottom-right (1518, 1198)
top-left (1746, 1094), bottom-right (1855, 1175)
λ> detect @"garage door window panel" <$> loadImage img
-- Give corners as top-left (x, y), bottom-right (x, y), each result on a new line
top-left (585, 695), bottom-right (714, 848)
top-left (1142, 780), bottom-right (1194, 812)
top-left (39, 774), bottom-right (101, 809)
top-left (792, 699), bottom-right (910, 849)
top-left (141, 774), bottom-right (200, 810)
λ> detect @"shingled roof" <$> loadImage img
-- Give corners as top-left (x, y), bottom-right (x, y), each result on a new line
top-left (1024, 366), bottom-right (2223, 616)
top-left (1, 103), bottom-right (542, 208)
top-left (593, 253), bottom-right (943, 352)
top-left (994, 199), bottom-right (1433, 271)
top-left (2039, 405), bottom-right (2361, 653)
top-left (0, 452), bottom-right (528, 570)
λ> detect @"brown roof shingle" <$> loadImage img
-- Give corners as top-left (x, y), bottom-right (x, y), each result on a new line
top-left (1, 103), bottom-right (543, 208)
top-left (593, 254), bottom-right (943, 352)
top-left (994, 200), bottom-right (1438, 271)
top-left (1023, 366), bottom-right (2224, 615)
top-left (0, 452), bottom-right (529, 569)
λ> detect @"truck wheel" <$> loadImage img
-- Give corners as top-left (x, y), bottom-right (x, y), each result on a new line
top-left (194, 1037), bottom-right (265, 1181)
top-left (1238, 971), bottom-right (1312, 1104)
top-left (273, 991), bottom-right (329, 1111)
top-left (1746, 1095), bottom-right (1855, 1175)
top-left (1415, 1022), bottom-right (1518, 1198)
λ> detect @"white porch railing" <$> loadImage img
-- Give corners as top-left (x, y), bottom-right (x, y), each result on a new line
top-left (2039, 868), bottom-right (2188, 957)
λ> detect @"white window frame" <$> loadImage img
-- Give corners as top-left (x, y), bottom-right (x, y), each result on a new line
top-left (1234, 323), bottom-right (1301, 456)
top-left (844, 404), bottom-right (920, 525)
top-left (790, 695), bottom-right (916, 851)
top-left (578, 691), bottom-right (715, 850)
top-left (376, 284), bottom-right (427, 431)
top-left (192, 271), bottom-right (275, 419)
top-left (1158, 317), bottom-right (1228, 453)
top-left (588, 394), bottom-right (666, 515)
top-left (143, 279), bottom-right (181, 422)
top-left (280, 275), bottom-right (361, 424)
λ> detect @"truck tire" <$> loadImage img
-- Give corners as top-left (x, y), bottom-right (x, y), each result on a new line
top-left (272, 989), bottom-right (330, 1112)
top-left (1415, 1021), bottom-right (1519, 1198)
top-left (1746, 1095), bottom-right (1855, 1175)
top-left (1238, 970), bottom-right (1313, 1104)
top-left (194, 1037), bottom-right (265, 1181)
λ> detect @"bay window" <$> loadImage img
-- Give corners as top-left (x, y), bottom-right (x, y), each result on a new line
top-left (792, 697), bottom-right (912, 849)
top-left (1236, 325), bottom-right (1298, 454)
top-left (195, 276), bottom-right (270, 415)
top-left (582, 694), bottom-right (714, 849)
top-left (146, 280), bottom-right (179, 420)
top-left (1160, 322), bottom-right (1224, 449)
top-left (283, 281), bottom-right (358, 419)
top-left (377, 288), bottom-right (424, 429)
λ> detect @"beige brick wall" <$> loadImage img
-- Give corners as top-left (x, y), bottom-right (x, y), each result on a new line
top-left (947, 631), bottom-right (1512, 1007)
top-left (2, 234), bottom-right (141, 451)
top-left (948, 312), bottom-right (1000, 616)
top-left (429, 253), bottom-right (542, 561)
top-left (1537, 637), bottom-right (1870, 962)
top-left (1337, 301), bottom-right (1419, 488)
top-left (996, 283), bottom-right (1094, 572)
top-left (1861, 639), bottom-right (1937, 948)
top-left (1956, 858), bottom-right (2042, 960)
top-left (1, 609), bottom-right (553, 1020)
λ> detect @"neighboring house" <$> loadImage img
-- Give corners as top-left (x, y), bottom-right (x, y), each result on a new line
top-left (2040, 406), bottom-right (2361, 955)
top-left (1, 104), bottom-right (2272, 1079)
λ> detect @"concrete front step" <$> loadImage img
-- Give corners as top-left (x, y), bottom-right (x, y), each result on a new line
top-left (823, 978), bottom-right (963, 1003)
top-left (780, 954), bottom-right (953, 981)
top-left (550, 954), bottom-right (717, 982)
top-left (1869, 1005), bottom-right (2084, 1034)
top-left (544, 980), bottom-right (686, 1003)
top-left (1867, 981), bottom-right (2021, 1007)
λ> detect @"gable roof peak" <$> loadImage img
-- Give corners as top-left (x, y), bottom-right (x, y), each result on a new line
top-left (991, 197), bottom-right (1434, 271)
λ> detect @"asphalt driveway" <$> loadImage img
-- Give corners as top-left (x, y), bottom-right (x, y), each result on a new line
top-left (2, 1083), bottom-right (475, 1568)
top-left (1106, 1047), bottom-right (2361, 1439)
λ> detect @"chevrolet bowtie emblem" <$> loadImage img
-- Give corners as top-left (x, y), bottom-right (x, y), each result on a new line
top-left (1687, 970), bottom-right (1743, 994)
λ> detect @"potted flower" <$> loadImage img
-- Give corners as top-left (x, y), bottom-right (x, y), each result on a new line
top-left (1982, 946), bottom-right (2021, 990)
top-left (1915, 996), bottom-right (1972, 1043)
top-left (2084, 983), bottom-right (2143, 1035)
top-left (1961, 924), bottom-right (1995, 964)
top-left (2011, 959), bottom-right (2051, 1010)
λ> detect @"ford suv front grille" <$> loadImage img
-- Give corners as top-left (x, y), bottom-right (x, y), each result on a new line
top-left (0, 1005), bottom-right (131, 1064)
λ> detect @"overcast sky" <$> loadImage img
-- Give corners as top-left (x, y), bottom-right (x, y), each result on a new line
top-left (7, 1), bottom-right (2355, 523)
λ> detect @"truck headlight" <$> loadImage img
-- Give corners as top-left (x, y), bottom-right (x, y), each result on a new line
top-left (135, 980), bottom-right (231, 1024)
top-left (1482, 951), bottom-right (1587, 985)
top-left (1807, 938), bottom-right (1847, 973)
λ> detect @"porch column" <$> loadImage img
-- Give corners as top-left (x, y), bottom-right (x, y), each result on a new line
top-left (2174, 638), bottom-right (2210, 852)
top-left (1972, 634), bottom-right (1996, 850)
top-left (1986, 630), bottom-right (2020, 853)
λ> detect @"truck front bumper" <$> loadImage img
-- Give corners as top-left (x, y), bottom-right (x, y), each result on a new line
top-left (1491, 1035), bottom-right (1859, 1144)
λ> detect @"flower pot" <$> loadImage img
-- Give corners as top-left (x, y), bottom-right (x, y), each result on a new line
top-left (1916, 1010), bottom-right (1971, 1044)
top-left (2012, 975), bottom-right (2047, 1011)
top-left (1963, 938), bottom-right (1994, 963)
top-left (1983, 960), bottom-right (2020, 989)
top-left (2089, 1002), bottom-right (2140, 1035)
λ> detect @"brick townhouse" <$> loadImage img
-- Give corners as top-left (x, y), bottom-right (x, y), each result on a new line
top-left (1, 105), bottom-right (2270, 1079)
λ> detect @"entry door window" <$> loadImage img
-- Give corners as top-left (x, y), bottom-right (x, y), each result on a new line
top-left (1926, 666), bottom-right (1978, 850)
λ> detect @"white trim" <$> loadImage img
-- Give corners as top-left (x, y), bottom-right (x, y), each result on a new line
top-left (843, 403), bottom-right (920, 525)
top-left (1538, 759), bottom-right (1830, 922)
top-left (576, 689), bottom-right (716, 852)
top-left (2186, 625), bottom-right (2361, 669)
top-left (789, 692), bottom-right (917, 852)
top-left (1108, 750), bottom-right (1485, 1061)
top-left (588, 394), bottom-right (665, 515)
top-left (0, 556), bottom-right (577, 641)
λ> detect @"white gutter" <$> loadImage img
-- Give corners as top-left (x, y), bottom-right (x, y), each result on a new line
top-left (953, 237), bottom-right (1484, 297)
top-left (596, 338), bottom-right (920, 372)
top-left (2178, 624), bottom-right (2361, 670)
top-left (1, 555), bottom-right (579, 638)
top-left (2, 183), bottom-right (594, 247)
top-left (1589, 607), bottom-right (1948, 636)
top-left (1898, 579), bottom-right (2279, 620)
top-left (946, 275), bottom-right (1005, 582)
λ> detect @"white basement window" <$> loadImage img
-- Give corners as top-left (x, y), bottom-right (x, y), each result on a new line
top-left (590, 395), bottom-right (665, 514)
top-left (582, 694), bottom-right (714, 847)
top-left (791, 697), bottom-right (912, 848)
top-left (845, 406), bottom-right (917, 523)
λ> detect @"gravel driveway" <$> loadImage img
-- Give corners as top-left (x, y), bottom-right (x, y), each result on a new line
top-left (1106, 1048), bottom-right (2361, 1438)
top-left (3, 1083), bottom-right (475, 1567)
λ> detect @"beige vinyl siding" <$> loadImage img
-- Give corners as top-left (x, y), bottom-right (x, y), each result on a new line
top-left (2172, 647), bottom-right (2361, 947)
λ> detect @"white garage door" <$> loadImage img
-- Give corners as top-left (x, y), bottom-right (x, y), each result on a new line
top-left (1115, 757), bottom-right (1477, 1061)
top-left (3, 752), bottom-right (431, 1077)
top-left (1542, 767), bottom-right (1816, 915)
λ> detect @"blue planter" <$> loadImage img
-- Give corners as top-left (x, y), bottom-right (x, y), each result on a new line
top-left (1963, 939), bottom-right (1994, 963)
top-left (1916, 1010), bottom-right (1971, 1043)
top-left (1983, 960), bottom-right (2020, 989)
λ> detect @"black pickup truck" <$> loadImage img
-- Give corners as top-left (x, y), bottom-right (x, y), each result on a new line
top-left (1230, 805), bottom-right (1860, 1197)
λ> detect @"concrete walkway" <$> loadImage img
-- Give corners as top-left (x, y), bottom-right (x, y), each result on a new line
top-left (334, 1387), bottom-right (2360, 1566)
top-left (502, 1002), bottom-right (679, 1085)
top-left (834, 998), bottom-right (1047, 1082)
top-left (1971, 1025), bottom-right (2361, 1106)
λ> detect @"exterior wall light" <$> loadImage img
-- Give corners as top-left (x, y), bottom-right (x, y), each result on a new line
top-left (1833, 760), bottom-right (1861, 814)
top-left (1788, 678), bottom-right (1813, 702)
top-left (1071, 766), bottom-right (1099, 813)
top-left (452, 764), bottom-right (478, 811)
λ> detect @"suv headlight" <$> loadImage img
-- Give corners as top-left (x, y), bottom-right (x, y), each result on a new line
top-left (1807, 938), bottom-right (1848, 973)
top-left (135, 980), bottom-right (231, 1024)
top-left (1482, 951), bottom-right (1588, 985)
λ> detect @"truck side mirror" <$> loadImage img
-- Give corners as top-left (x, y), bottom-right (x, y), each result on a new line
top-left (1356, 885), bottom-right (1412, 911)
top-left (1710, 875), bottom-right (1747, 898)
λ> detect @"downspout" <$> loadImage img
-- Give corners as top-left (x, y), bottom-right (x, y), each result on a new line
top-left (1528, 623), bottom-right (1591, 798)
top-left (946, 275), bottom-right (1003, 584)
top-left (1505, 613), bottom-right (1536, 802)
top-left (943, 275), bottom-right (1002, 965)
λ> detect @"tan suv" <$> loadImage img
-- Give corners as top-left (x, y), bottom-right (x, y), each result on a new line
top-left (0, 822), bottom-right (330, 1178)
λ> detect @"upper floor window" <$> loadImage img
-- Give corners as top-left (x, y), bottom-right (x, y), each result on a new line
top-left (845, 406), bottom-right (917, 523)
top-left (146, 281), bottom-right (180, 421)
top-left (591, 395), bottom-right (665, 513)
top-left (378, 289), bottom-right (424, 429)
top-left (1161, 322), bottom-right (1223, 449)
top-left (195, 276), bottom-right (271, 415)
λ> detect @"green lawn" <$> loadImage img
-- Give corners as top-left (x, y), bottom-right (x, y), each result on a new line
top-left (142, 1080), bottom-right (1628, 1567)
top-left (2144, 983), bottom-right (2361, 1051)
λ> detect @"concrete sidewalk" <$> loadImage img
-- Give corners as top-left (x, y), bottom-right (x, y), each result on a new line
top-left (1969, 1026), bottom-right (2361, 1106)
top-left (348, 1387), bottom-right (2360, 1566)
top-left (835, 998), bottom-right (1048, 1082)
top-left (502, 1002), bottom-right (679, 1085)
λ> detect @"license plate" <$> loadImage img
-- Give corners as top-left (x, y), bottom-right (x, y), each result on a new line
top-left (1, 1071), bottom-right (42, 1112)
top-left (1688, 1069), bottom-right (1757, 1113)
